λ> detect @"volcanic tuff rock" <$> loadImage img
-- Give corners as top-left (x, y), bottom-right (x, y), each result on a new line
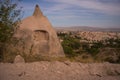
top-left (14, 55), bottom-right (25, 63)
top-left (0, 61), bottom-right (120, 80)
top-left (13, 5), bottom-right (64, 57)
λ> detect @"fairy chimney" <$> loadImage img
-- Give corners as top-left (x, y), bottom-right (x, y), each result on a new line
top-left (14, 5), bottom-right (65, 57)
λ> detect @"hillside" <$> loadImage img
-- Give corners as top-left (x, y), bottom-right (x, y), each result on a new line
top-left (55, 26), bottom-right (120, 32)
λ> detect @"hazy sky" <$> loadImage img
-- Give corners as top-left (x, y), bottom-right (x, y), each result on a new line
top-left (20, 0), bottom-right (120, 28)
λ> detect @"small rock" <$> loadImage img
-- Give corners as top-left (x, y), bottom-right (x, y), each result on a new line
top-left (64, 61), bottom-right (71, 66)
top-left (14, 55), bottom-right (25, 63)
top-left (18, 72), bottom-right (26, 77)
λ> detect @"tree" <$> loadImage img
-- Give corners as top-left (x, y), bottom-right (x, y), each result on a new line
top-left (0, 0), bottom-right (22, 62)
top-left (0, 0), bottom-right (22, 43)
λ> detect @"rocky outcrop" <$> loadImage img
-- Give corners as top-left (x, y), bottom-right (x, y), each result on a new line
top-left (0, 61), bottom-right (120, 80)
top-left (14, 55), bottom-right (25, 63)
top-left (13, 5), bottom-right (64, 57)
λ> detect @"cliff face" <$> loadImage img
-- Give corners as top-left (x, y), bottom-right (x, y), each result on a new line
top-left (13, 5), bottom-right (64, 57)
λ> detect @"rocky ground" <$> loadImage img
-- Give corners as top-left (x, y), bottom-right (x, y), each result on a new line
top-left (0, 61), bottom-right (120, 80)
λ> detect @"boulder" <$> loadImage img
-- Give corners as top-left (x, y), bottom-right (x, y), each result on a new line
top-left (14, 55), bottom-right (25, 63)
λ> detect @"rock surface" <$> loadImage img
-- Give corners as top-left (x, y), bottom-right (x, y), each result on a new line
top-left (0, 61), bottom-right (120, 80)
top-left (13, 5), bottom-right (64, 57)
top-left (14, 55), bottom-right (25, 63)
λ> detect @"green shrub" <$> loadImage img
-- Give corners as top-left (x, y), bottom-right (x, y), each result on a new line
top-left (61, 34), bottom-right (81, 57)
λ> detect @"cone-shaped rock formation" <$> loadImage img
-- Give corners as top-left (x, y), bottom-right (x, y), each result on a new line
top-left (33, 5), bottom-right (43, 17)
top-left (14, 5), bottom-right (65, 57)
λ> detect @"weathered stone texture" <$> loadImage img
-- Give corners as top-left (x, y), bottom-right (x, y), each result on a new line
top-left (14, 55), bottom-right (25, 63)
top-left (13, 5), bottom-right (64, 57)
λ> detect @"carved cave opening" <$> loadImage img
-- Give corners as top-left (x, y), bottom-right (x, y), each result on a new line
top-left (33, 30), bottom-right (49, 42)
top-left (32, 30), bottom-right (49, 54)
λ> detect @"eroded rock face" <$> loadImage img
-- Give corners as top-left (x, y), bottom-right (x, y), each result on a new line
top-left (13, 5), bottom-right (64, 57)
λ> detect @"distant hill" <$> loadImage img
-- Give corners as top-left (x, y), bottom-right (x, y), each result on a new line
top-left (55, 26), bottom-right (120, 32)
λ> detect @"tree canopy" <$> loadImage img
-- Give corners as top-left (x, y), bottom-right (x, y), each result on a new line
top-left (0, 0), bottom-right (22, 43)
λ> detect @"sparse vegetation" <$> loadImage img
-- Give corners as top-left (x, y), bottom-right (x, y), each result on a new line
top-left (60, 33), bottom-right (80, 57)
top-left (105, 38), bottom-right (120, 48)
top-left (57, 32), bottom-right (120, 63)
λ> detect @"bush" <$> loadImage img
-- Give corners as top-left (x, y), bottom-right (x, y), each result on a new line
top-left (61, 34), bottom-right (81, 57)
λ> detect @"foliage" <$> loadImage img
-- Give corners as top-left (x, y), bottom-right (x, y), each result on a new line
top-left (0, 0), bottom-right (22, 62)
top-left (84, 42), bottom-right (103, 56)
top-left (59, 33), bottom-right (81, 57)
top-left (0, 0), bottom-right (22, 43)
top-left (105, 38), bottom-right (120, 48)
top-left (57, 32), bottom-right (120, 63)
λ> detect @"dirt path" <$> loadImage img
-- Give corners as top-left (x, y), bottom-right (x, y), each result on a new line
top-left (0, 61), bottom-right (120, 80)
